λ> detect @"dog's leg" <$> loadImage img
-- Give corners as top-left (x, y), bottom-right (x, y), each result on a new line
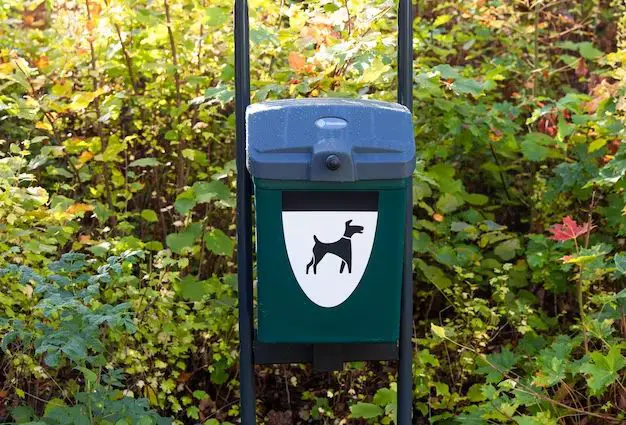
top-left (340, 261), bottom-right (346, 274)
top-left (347, 245), bottom-right (352, 273)
top-left (306, 256), bottom-right (315, 274)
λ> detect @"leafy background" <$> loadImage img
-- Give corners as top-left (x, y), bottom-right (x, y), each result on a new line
top-left (0, 0), bottom-right (625, 424)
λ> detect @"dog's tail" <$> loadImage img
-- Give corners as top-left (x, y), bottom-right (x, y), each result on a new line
top-left (313, 235), bottom-right (320, 243)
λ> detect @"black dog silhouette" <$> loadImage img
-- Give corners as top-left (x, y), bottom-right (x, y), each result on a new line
top-left (306, 220), bottom-right (364, 274)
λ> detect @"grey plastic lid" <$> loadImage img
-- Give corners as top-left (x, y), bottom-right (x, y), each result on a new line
top-left (246, 98), bottom-right (415, 182)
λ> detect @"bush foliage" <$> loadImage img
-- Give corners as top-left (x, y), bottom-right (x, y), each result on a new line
top-left (0, 0), bottom-right (625, 424)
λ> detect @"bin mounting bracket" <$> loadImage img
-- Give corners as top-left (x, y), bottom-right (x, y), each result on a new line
top-left (254, 342), bottom-right (399, 373)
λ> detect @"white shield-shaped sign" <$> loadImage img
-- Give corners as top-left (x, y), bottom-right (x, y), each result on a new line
top-left (282, 192), bottom-right (378, 308)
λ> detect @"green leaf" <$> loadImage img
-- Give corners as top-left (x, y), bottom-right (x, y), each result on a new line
top-left (433, 64), bottom-right (460, 79)
top-left (360, 58), bottom-right (391, 84)
top-left (44, 397), bottom-right (67, 416)
top-left (129, 157), bottom-right (161, 167)
top-left (68, 91), bottom-right (100, 111)
top-left (614, 253), bottom-right (626, 273)
top-left (349, 402), bottom-right (383, 419)
top-left (467, 384), bottom-right (486, 402)
top-left (178, 276), bottom-right (211, 301)
top-left (418, 262), bottom-right (451, 289)
top-left (451, 77), bottom-right (484, 96)
top-left (433, 14), bottom-right (452, 27)
top-left (476, 349), bottom-right (518, 383)
top-left (206, 7), bottom-right (228, 26)
top-left (589, 159), bottom-right (626, 187)
top-left (11, 405), bottom-right (35, 423)
top-left (204, 229), bottom-right (234, 257)
top-left (534, 337), bottom-right (572, 387)
top-left (578, 42), bottom-right (603, 60)
top-left (520, 132), bottom-right (553, 162)
top-left (137, 417), bottom-right (154, 425)
top-left (413, 231), bottom-right (432, 253)
top-left (141, 209), bottom-right (158, 223)
top-left (145, 241), bottom-right (163, 251)
top-left (436, 193), bottom-right (464, 214)
top-left (588, 138), bottom-right (607, 153)
top-left (87, 241), bottom-right (111, 257)
top-left (193, 390), bottom-right (209, 400)
top-left (464, 193), bottom-right (489, 206)
top-left (99, 135), bottom-right (125, 162)
top-left (373, 388), bottom-right (396, 406)
top-left (514, 412), bottom-right (558, 425)
top-left (494, 238), bottom-right (520, 261)
top-left (579, 347), bottom-right (626, 395)
top-left (75, 366), bottom-right (97, 385)
top-left (166, 231), bottom-right (197, 254)
top-left (431, 323), bottom-right (447, 339)
top-left (174, 189), bottom-right (197, 215)
top-left (193, 180), bottom-right (231, 203)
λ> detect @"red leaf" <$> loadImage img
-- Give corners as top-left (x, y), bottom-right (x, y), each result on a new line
top-left (548, 216), bottom-right (593, 242)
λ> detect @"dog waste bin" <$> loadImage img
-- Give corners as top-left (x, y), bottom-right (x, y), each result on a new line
top-left (247, 98), bottom-right (415, 344)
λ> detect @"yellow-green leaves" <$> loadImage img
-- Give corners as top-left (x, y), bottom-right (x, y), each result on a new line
top-left (431, 323), bottom-right (447, 339)
top-left (140, 209), bottom-right (158, 223)
top-left (68, 90), bottom-right (103, 112)
top-left (360, 57), bottom-right (390, 84)
top-left (205, 7), bottom-right (228, 27)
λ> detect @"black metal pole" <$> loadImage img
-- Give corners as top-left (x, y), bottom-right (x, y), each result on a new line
top-left (235, 0), bottom-right (255, 424)
top-left (397, 1), bottom-right (414, 425)
top-left (398, 0), bottom-right (413, 111)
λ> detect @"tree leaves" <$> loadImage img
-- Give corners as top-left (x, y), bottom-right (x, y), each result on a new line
top-left (68, 90), bottom-right (102, 112)
top-left (177, 276), bottom-right (211, 301)
top-left (614, 252), bottom-right (626, 273)
top-left (494, 238), bottom-right (520, 261)
top-left (205, 7), bottom-right (228, 26)
top-left (174, 180), bottom-right (231, 215)
top-left (476, 349), bottom-right (519, 383)
top-left (204, 229), bottom-right (234, 257)
top-left (360, 58), bottom-right (390, 84)
top-left (579, 347), bottom-right (626, 395)
top-left (431, 323), bottom-right (447, 339)
top-left (166, 223), bottom-right (202, 254)
top-left (129, 158), bottom-right (161, 167)
top-left (349, 403), bottom-right (383, 419)
top-left (140, 209), bottom-right (158, 223)
top-left (578, 42), bottom-right (604, 60)
top-left (520, 132), bottom-right (555, 162)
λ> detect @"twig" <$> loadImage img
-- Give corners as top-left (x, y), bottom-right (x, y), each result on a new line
top-left (344, 0), bottom-right (352, 36)
top-left (163, 0), bottom-right (185, 191)
top-left (103, 0), bottom-right (139, 94)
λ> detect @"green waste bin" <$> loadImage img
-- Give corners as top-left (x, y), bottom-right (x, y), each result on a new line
top-left (247, 99), bottom-right (415, 344)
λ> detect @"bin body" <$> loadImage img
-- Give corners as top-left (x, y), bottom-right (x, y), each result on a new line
top-left (247, 99), bottom-right (415, 344)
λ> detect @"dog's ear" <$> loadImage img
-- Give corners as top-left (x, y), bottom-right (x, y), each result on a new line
top-left (345, 220), bottom-right (352, 226)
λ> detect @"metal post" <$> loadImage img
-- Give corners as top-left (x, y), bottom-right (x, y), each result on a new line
top-left (397, 1), bottom-right (414, 425)
top-left (398, 0), bottom-right (413, 111)
top-left (234, 0), bottom-right (255, 424)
